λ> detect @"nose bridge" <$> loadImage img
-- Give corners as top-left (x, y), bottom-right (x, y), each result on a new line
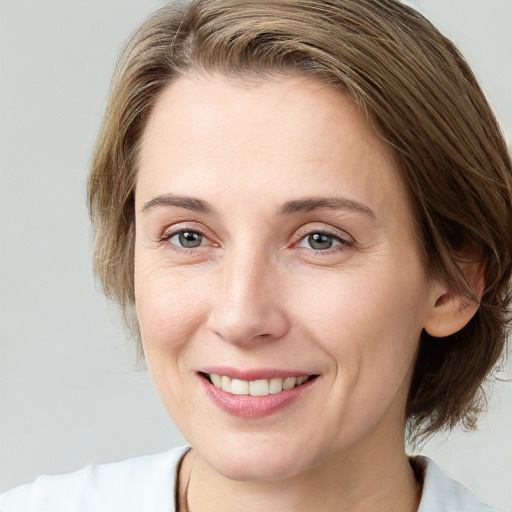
top-left (207, 241), bottom-right (288, 344)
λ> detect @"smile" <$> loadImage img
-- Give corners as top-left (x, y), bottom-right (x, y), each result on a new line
top-left (198, 368), bottom-right (319, 417)
top-left (207, 373), bottom-right (312, 396)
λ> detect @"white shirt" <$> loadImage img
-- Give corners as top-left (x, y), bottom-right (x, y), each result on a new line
top-left (0, 446), bottom-right (505, 511)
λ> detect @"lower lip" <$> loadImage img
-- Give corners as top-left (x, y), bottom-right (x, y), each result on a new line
top-left (199, 375), bottom-right (317, 418)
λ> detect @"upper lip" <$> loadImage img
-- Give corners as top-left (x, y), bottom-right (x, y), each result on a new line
top-left (198, 366), bottom-right (316, 381)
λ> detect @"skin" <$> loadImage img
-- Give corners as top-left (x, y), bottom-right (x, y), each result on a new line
top-left (134, 72), bottom-right (457, 512)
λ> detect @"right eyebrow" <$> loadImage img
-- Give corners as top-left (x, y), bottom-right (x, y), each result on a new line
top-left (141, 193), bottom-right (216, 215)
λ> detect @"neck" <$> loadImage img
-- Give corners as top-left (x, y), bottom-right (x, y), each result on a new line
top-left (179, 438), bottom-right (421, 512)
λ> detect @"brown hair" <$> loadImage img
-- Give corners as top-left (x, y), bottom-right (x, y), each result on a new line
top-left (88, 0), bottom-right (512, 440)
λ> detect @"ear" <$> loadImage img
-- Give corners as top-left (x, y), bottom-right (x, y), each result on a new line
top-left (423, 261), bottom-right (486, 338)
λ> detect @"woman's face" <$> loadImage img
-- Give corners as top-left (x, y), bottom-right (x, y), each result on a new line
top-left (134, 73), bottom-right (439, 481)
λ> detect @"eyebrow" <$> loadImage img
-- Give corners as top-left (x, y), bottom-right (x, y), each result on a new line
top-left (142, 194), bottom-right (215, 214)
top-left (278, 197), bottom-right (376, 219)
top-left (141, 193), bottom-right (375, 219)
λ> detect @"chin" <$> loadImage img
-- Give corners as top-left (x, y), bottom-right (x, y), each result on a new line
top-left (195, 431), bottom-right (316, 482)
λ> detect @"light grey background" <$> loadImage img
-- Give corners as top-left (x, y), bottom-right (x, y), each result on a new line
top-left (0, 0), bottom-right (511, 509)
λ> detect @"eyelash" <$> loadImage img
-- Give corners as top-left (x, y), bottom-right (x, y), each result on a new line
top-left (159, 226), bottom-right (352, 255)
top-left (159, 225), bottom-right (211, 254)
top-left (292, 227), bottom-right (353, 255)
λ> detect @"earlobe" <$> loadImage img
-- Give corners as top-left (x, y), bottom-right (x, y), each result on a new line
top-left (423, 262), bottom-right (485, 338)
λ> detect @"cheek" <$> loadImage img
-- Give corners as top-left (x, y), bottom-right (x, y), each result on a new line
top-left (290, 260), bottom-right (427, 379)
top-left (134, 259), bottom-right (208, 356)
top-left (134, 260), bottom-right (211, 423)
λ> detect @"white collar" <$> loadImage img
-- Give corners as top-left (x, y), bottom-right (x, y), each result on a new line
top-left (414, 456), bottom-right (504, 512)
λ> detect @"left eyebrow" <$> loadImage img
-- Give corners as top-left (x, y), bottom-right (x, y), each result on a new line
top-left (277, 197), bottom-right (376, 219)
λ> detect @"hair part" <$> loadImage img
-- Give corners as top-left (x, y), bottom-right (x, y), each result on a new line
top-left (88, 0), bottom-right (512, 441)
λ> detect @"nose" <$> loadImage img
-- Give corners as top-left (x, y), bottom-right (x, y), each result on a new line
top-left (206, 249), bottom-right (290, 345)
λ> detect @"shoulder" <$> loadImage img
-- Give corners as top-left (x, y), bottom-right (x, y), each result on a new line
top-left (416, 456), bottom-right (507, 512)
top-left (0, 446), bottom-right (189, 512)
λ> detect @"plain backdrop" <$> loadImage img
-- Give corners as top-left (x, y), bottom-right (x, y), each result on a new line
top-left (0, 0), bottom-right (511, 509)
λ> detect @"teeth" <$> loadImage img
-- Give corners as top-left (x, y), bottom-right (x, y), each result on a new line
top-left (269, 378), bottom-right (283, 394)
top-left (250, 379), bottom-right (270, 396)
top-left (210, 374), bottom-right (222, 388)
top-left (221, 375), bottom-right (231, 393)
top-left (283, 377), bottom-right (296, 390)
top-left (231, 378), bottom-right (249, 395)
top-left (208, 374), bottom-right (311, 396)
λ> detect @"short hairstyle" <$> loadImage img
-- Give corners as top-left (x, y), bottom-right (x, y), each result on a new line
top-left (88, 0), bottom-right (512, 441)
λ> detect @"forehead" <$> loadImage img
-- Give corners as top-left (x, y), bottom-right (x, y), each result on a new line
top-left (136, 72), bottom-right (411, 226)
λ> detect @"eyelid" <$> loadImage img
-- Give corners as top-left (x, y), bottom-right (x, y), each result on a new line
top-left (293, 224), bottom-right (353, 245)
top-left (160, 222), bottom-right (217, 248)
top-left (157, 221), bottom-right (353, 254)
top-left (297, 233), bottom-right (342, 249)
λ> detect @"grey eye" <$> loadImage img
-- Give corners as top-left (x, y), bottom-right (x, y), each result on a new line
top-left (298, 232), bottom-right (342, 251)
top-left (171, 231), bottom-right (204, 248)
top-left (307, 233), bottom-right (333, 250)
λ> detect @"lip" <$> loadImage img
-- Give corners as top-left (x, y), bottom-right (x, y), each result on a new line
top-left (197, 368), bottom-right (318, 418)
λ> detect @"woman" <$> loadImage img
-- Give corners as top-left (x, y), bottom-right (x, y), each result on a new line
top-left (1, 0), bottom-right (511, 510)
